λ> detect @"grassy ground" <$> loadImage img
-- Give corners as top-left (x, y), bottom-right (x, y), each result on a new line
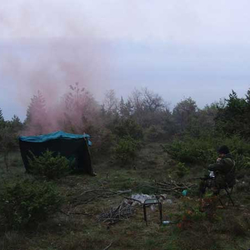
top-left (0, 144), bottom-right (250, 250)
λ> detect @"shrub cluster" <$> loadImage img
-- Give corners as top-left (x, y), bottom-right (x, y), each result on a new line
top-left (164, 135), bottom-right (250, 170)
top-left (176, 162), bottom-right (190, 178)
top-left (113, 136), bottom-right (141, 165)
top-left (144, 125), bottom-right (166, 142)
top-left (0, 178), bottom-right (62, 229)
top-left (29, 150), bottom-right (70, 180)
top-left (114, 118), bottom-right (144, 140)
top-left (163, 136), bottom-right (217, 165)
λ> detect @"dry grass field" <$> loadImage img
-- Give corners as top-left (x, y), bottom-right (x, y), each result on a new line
top-left (0, 143), bottom-right (250, 250)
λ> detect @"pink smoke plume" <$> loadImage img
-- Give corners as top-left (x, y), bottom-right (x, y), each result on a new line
top-left (1, 38), bottom-right (110, 112)
top-left (24, 82), bottom-right (102, 136)
top-left (0, 1), bottom-right (112, 135)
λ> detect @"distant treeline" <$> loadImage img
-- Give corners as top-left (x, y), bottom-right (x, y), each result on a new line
top-left (1, 85), bottom-right (250, 167)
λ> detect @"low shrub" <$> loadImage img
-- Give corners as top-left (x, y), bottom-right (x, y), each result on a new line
top-left (163, 137), bottom-right (217, 165)
top-left (0, 178), bottom-right (62, 229)
top-left (113, 136), bottom-right (141, 165)
top-left (144, 125), bottom-right (166, 142)
top-left (236, 175), bottom-right (250, 192)
top-left (176, 162), bottom-right (190, 178)
top-left (234, 155), bottom-right (250, 171)
top-left (222, 136), bottom-right (250, 171)
top-left (113, 119), bottom-right (143, 140)
top-left (214, 213), bottom-right (247, 237)
top-left (90, 128), bottom-right (116, 159)
top-left (29, 150), bottom-right (70, 180)
top-left (164, 135), bottom-right (250, 168)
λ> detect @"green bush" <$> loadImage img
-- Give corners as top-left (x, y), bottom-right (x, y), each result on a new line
top-left (113, 136), bottom-right (140, 165)
top-left (29, 150), bottom-right (70, 180)
top-left (164, 135), bottom-right (250, 168)
top-left (90, 128), bottom-right (116, 158)
top-left (145, 125), bottom-right (166, 142)
top-left (176, 162), bottom-right (190, 178)
top-left (234, 155), bottom-right (250, 171)
top-left (114, 119), bottom-right (143, 140)
top-left (0, 178), bottom-right (62, 229)
top-left (163, 137), bottom-right (217, 165)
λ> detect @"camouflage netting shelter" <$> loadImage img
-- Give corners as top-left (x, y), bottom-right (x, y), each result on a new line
top-left (19, 131), bottom-right (93, 175)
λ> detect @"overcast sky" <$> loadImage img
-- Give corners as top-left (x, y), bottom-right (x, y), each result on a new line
top-left (0, 0), bottom-right (250, 120)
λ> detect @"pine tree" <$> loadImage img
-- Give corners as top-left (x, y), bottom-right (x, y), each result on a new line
top-left (119, 97), bottom-right (132, 118)
top-left (0, 108), bottom-right (5, 128)
top-left (0, 108), bottom-right (4, 121)
top-left (11, 115), bottom-right (23, 132)
top-left (62, 83), bottom-right (99, 133)
top-left (25, 91), bottom-right (47, 134)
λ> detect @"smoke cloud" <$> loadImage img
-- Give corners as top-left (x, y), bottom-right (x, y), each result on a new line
top-left (1, 0), bottom-right (250, 124)
top-left (0, 0), bottom-right (111, 133)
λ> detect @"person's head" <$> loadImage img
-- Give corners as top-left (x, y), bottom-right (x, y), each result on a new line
top-left (218, 145), bottom-right (230, 157)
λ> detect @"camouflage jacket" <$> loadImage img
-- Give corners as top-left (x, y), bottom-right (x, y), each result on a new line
top-left (208, 154), bottom-right (236, 187)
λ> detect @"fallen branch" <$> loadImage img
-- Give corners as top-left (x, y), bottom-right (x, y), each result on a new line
top-left (124, 197), bottom-right (143, 205)
top-left (59, 209), bottom-right (93, 217)
top-left (70, 189), bottom-right (133, 207)
top-left (69, 212), bottom-right (93, 216)
top-left (59, 209), bottom-right (70, 217)
top-left (78, 189), bottom-right (104, 196)
top-left (103, 241), bottom-right (113, 250)
top-left (116, 189), bottom-right (132, 194)
top-left (156, 180), bottom-right (196, 193)
top-left (98, 201), bottom-right (134, 225)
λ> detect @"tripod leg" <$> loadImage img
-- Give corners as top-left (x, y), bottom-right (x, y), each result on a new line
top-left (219, 198), bottom-right (224, 206)
top-left (225, 188), bottom-right (235, 206)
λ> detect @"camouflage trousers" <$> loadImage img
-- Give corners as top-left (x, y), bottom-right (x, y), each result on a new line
top-left (199, 176), bottom-right (226, 196)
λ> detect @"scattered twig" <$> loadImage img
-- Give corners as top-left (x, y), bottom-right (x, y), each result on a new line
top-left (59, 209), bottom-right (70, 217)
top-left (124, 197), bottom-right (143, 204)
top-left (69, 212), bottom-right (93, 216)
top-left (116, 189), bottom-right (132, 194)
top-left (98, 201), bottom-right (134, 225)
top-left (156, 180), bottom-right (195, 193)
top-left (70, 188), bottom-right (133, 207)
top-left (78, 189), bottom-right (104, 196)
top-left (103, 241), bottom-right (113, 250)
top-left (59, 209), bottom-right (93, 217)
